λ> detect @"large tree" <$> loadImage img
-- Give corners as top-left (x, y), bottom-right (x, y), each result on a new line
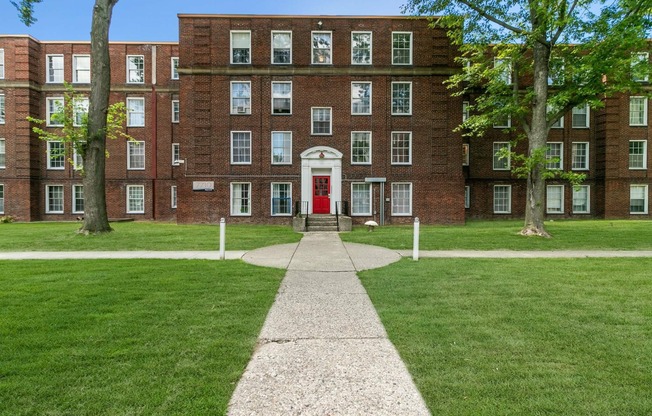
top-left (406, 0), bottom-right (652, 236)
top-left (13, 0), bottom-right (120, 233)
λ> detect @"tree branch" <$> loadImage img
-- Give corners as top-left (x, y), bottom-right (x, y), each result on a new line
top-left (550, 0), bottom-right (580, 45)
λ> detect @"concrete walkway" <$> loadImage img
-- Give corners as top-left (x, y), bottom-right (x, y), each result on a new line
top-left (228, 232), bottom-right (430, 415)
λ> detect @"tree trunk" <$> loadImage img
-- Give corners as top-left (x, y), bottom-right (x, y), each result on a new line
top-left (521, 40), bottom-right (551, 237)
top-left (79, 0), bottom-right (119, 234)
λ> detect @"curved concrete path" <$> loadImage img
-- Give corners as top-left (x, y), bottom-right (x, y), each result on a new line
top-left (230, 232), bottom-right (429, 415)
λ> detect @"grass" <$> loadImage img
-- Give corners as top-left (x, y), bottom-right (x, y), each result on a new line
top-left (0, 260), bottom-right (285, 415)
top-left (0, 221), bottom-right (302, 251)
top-left (341, 219), bottom-right (652, 250)
top-left (359, 258), bottom-right (652, 415)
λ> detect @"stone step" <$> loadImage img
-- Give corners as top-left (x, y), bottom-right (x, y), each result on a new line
top-left (306, 225), bottom-right (340, 232)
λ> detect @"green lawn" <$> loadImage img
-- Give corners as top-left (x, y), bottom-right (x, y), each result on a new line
top-left (359, 258), bottom-right (652, 415)
top-left (342, 219), bottom-right (652, 250)
top-left (0, 260), bottom-right (285, 415)
top-left (0, 221), bottom-right (302, 251)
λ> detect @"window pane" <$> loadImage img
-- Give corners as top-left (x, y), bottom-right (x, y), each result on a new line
top-left (546, 143), bottom-right (563, 170)
top-left (494, 186), bottom-right (511, 213)
top-left (232, 32), bottom-right (251, 64)
top-left (231, 82), bottom-right (251, 113)
top-left (47, 185), bottom-right (64, 213)
top-left (351, 183), bottom-right (371, 215)
top-left (493, 142), bottom-right (510, 170)
top-left (272, 32), bottom-right (291, 64)
top-left (391, 82), bottom-right (411, 114)
top-left (272, 183), bottom-right (292, 215)
top-left (272, 82), bottom-right (291, 114)
top-left (231, 183), bottom-right (251, 215)
top-left (272, 132), bottom-right (291, 164)
top-left (392, 33), bottom-right (412, 64)
top-left (352, 82), bottom-right (371, 114)
top-left (629, 141), bottom-right (647, 169)
top-left (312, 108), bottom-right (331, 134)
top-left (352, 132), bottom-right (371, 164)
top-left (573, 186), bottom-right (589, 213)
top-left (231, 132), bottom-right (251, 164)
top-left (312, 32), bottom-right (332, 64)
top-left (352, 32), bottom-right (371, 64)
top-left (572, 143), bottom-right (588, 170)
top-left (128, 141), bottom-right (145, 169)
top-left (630, 97), bottom-right (647, 126)
top-left (546, 185), bottom-right (563, 213)
top-left (630, 185), bottom-right (648, 213)
top-left (392, 183), bottom-right (412, 215)
top-left (391, 132), bottom-right (411, 164)
top-left (127, 186), bottom-right (144, 213)
top-left (73, 185), bottom-right (84, 213)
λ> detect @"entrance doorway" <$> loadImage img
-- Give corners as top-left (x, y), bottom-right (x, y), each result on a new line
top-left (313, 176), bottom-right (331, 214)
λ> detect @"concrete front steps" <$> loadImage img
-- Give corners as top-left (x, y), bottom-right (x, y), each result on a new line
top-left (293, 214), bottom-right (352, 232)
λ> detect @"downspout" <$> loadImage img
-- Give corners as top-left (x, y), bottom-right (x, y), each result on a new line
top-left (151, 46), bottom-right (158, 220)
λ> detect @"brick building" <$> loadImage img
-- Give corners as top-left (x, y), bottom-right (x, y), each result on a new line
top-left (0, 14), bottom-right (650, 224)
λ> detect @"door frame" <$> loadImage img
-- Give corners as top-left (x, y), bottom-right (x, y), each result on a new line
top-left (312, 176), bottom-right (331, 214)
top-left (300, 146), bottom-right (343, 215)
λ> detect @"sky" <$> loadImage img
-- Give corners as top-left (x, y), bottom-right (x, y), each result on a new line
top-left (0, 0), bottom-right (409, 41)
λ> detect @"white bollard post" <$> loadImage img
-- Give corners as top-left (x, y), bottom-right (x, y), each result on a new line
top-left (219, 217), bottom-right (226, 260)
top-left (413, 217), bottom-right (420, 261)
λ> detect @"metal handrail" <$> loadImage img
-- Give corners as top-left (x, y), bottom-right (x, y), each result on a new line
top-left (335, 201), bottom-right (340, 231)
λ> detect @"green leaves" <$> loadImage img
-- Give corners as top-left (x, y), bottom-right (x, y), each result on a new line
top-left (10, 0), bottom-right (43, 26)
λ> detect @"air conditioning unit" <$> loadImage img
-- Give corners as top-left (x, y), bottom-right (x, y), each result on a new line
top-left (236, 106), bottom-right (247, 113)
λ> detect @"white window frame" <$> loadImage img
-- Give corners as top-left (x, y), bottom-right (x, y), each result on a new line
top-left (551, 115), bottom-right (564, 129)
top-left (172, 99), bottom-right (180, 123)
top-left (351, 31), bottom-right (372, 65)
top-left (572, 104), bottom-right (590, 128)
top-left (231, 30), bottom-right (252, 64)
top-left (271, 182), bottom-right (293, 216)
top-left (493, 185), bottom-right (512, 214)
top-left (391, 182), bottom-right (413, 216)
top-left (391, 82), bottom-right (412, 115)
top-left (73, 145), bottom-right (83, 171)
top-left (351, 131), bottom-right (372, 165)
top-left (546, 142), bottom-right (563, 170)
top-left (271, 31), bottom-right (292, 65)
top-left (493, 142), bottom-right (511, 170)
top-left (351, 183), bottom-right (372, 216)
top-left (46, 97), bottom-right (64, 127)
top-left (311, 107), bottom-right (332, 135)
top-left (0, 139), bottom-right (5, 169)
top-left (462, 143), bottom-right (470, 166)
top-left (126, 55), bottom-right (145, 84)
top-left (126, 185), bottom-right (145, 214)
top-left (126, 97), bottom-right (145, 127)
top-left (493, 115), bottom-right (512, 129)
top-left (0, 49), bottom-right (4, 79)
top-left (312, 31), bottom-right (333, 65)
top-left (230, 182), bottom-right (252, 216)
top-left (392, 32), bottom-right (413, 65)
top-left (127, 141), bottom-right (145, 170)
top-left (231, 131), bottom-right (252, 165)
top-left (271, 81), bottom-right (292, 115)
top-left (47, 141), bottom-right (65, 170)
top-left (72, 55), bottom-right (90, 84)
top-left (171, 186), bottom-right (177, 209)
top-left (546, 185), bottom-right (565, 214)
top-left (72, 184), bottom-right (84, 214)
top-left (171, 57), bottom-right (179, 80)
top-left (629, 96), bottom-right (648, 126)
top-left (172, 143), bottom-right (180, 166)
top-left (464, 186), bottom-right (470, 209)
top-left (46, 54), bottom-right (64, 83)
top-left (571, 142), bottom-right (589, 171)
top-left (73, 97), bottom-right (89, 127)
top-left (45, 184), bottom-right (64, 214)
top-left (0, 183), bottom-right (4, 214)
top-left (0, 93), bottom-right (4, 124)
top-left (572, 185), bottom-right (590, 214)
top-left (391, 131), bottom-right (412, 165)
top-left (231, 81), bottom-right (251, 115)
top-left (494, 57), bottom-right (513, 84)
top-left (632, 52), bottom-right (649, 82)
top-left (462, 101), bottom-right (470, 122)
top-left (629, 140), bottom-right (647, 170)
top-left (630, 184), bottom-right (649, 214)
top-left (271, 131), bottom-right (292, 165)
top-left (351, 82), bottom-right (372, 115)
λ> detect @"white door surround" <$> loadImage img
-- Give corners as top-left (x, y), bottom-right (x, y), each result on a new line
top-left (300, 146), bottom-right (343, 214)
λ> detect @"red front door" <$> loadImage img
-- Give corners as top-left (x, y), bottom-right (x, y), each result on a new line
top-left (313, 176), bottom-right (331, 214)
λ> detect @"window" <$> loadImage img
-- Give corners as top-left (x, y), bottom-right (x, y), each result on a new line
top-left (72, 55), bottom-right (90, 83)
top-left (494, 58), bottom-right (512, 84)
top-left (46, 97), bottom-right (64, 126)
top-left (351, 132), bottom-right (372, 165)
top-left (392, 32), bottom-right (412, 65)
top-left (127, 55), bottom-right (144, 83)
top-left (272, 82), bottom-right (292, 114)
top-left (231, 131), bottom-right (251, 164)
top-left (172, 143), bottom-right (180, 166)
top-left (493, 142), bottom-right (511, 170)
top-left (127, 97), bottom-right (145, 127)
top-left (391, 132), bottom-right (412, 165)
top-left (171, 186), bottom-right (177, 209)
top-left (271, 131), bottom-right (292, 164)
top-left (629, 97), bottom-right (648, 126)
top-left (573, 185), bottom-right (590, 214)
top-left (464, 186), bottom-right (470, 209)
top-left (231, 81), bottom-right (251, 114)
top-left (629, 140), bottom-right (647, 170)
top-left (272, 31), bottom-right (292, 64)
top-left (271, 183), bottom-right (292, 216)
top-left (546, 185), bottom-right (564, 214)
top-left (0, 94), bottom-right (4, 124)
top-left (311, 107), bottom-right (332, 135)
top-left (462, 143), bottom-right (469, 166)
top-left (0, 49), bottom-right (4, 79)
top-left (47, 141), bottom-right (65, 170)
top-left (351, 183), bottom-right (372, 216)
top-left (630, 185), bottom-right (648, 214)
top-left (572, 104), bottom-right (590, 128)
top-left (0, 184), bottom-right (4, 214)
top-left (572, 142), bottom-right (589, 170)
top-left (46, 185), bottom-right (64, 213)
top-left (172, 100), bottom-right (180, 123)
top-left (127, 141), bottom-right (145, 170)
top-left (47, 55), bottom-right (64, 83)
top-left (72, 184), bottom-right (84, 214)
top-left (493, 114), bottom-right (511, 129)
top-left (0, 139), bottom-right (5, 168)
top-left (548, 104), bottom-right (564, 128)
top-left (462, 101), bottom-right (470, 122)
top-left (73, 144), bottom-right (83, 171)
top-left (126, 185), bottom-right (145, 214)
top-left (351, 82), bottom-right (371, 115)
top-left (231, 31), bottom-right (251, 64)
top-left (312, 31), bottom-right (332, 64)
top-left (351, 32), bottom-right (372, 65)
top-left (546, 142), bottom-right (563, 170)
top-left (171, 57), bottom-right (179, 79)
top-left (493, 185), bottom-right (512, 214)
top-left (73, 97), bottom-right (89, 127)
top-left (632, 52), bottom-right (649, 82)
top-left (231, 182), bottom-right (251, 216)
top-left (391, 183), bottom-right (412, 216)
top-left (391, 82), bottom-right (412, 115)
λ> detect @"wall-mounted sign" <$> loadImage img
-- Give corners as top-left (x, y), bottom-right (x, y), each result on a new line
top-left (365, 177), bottom-right (387, 183)
top-left (193, 181), bottom-right (215, 192)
